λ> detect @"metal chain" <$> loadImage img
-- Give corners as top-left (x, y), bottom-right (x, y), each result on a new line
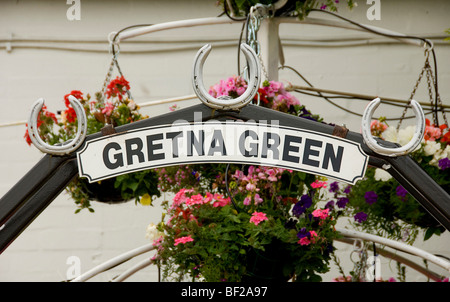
top-left (100, 53), bottom-right (117, 101)
top-left (425, 61), bottom-right (438, 126)
top-left (398, 49), bottom-right (448, 129)
top-left (397, 50), bottom-right (432, 129)
top-left (100, 44), bottom-right (134, 102)
top-left (426, 65), bottom-right (448, 127)
top-left (247, 4), bottom-right (272, 82)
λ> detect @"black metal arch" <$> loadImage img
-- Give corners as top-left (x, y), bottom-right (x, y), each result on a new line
top-left (1, 103), bottom-right (449, 253)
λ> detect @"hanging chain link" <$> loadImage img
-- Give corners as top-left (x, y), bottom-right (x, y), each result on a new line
top-left (247, 4), bottom-right (273, 82)
top-left (100, 43), bottom-right (134, 103)
top-left (398, 48), bottom-right (448, 129)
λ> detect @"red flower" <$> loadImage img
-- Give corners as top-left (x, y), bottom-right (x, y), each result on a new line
top-left (64, 90), bottom-right (83, 108)
top-left (254, 87), bottom-right (269, 104)
top-left (23, 105), bottom-right (57, 145)
top-left (105, 76), bottom-right (130, 100)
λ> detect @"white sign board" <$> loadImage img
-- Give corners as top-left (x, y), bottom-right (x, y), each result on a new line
top-left (77, 121), bottom-right (368, 184)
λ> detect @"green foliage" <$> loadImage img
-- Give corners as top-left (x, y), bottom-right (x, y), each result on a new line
top-left (219, 0), bottom-right (355, 20)
top-left (152, 166), bottom-right (339, 282)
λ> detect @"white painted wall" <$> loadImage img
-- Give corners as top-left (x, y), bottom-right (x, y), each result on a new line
top-left (0, 0), bottom-right (449, 282)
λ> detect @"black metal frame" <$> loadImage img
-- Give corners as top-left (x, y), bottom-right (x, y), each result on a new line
top-left (1, 103), bottom-right (449, 253)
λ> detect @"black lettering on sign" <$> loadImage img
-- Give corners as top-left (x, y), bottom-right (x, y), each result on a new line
top-left (282, 135), bottom-right (302, 163)
top-left (146, 134), bottom-right (165, 161)
top-left (239, 130), bottom-right (259, 157)
top-left (322, 143), bottom-right (344, 172)
top-left (261, 132), bottom-right (280, 159)
top-left (302, 138), bottom-right (322, 167)
top-left (166, 131), bottom-right (183, 158)
top-left (208, 130), bottom-right (227, 156)
top-left (103, 142), bottom-right (124, 169)
top-left (187, 130), bottom-right (204, 156)
top-left (125, 138), bottom-right (145, 165)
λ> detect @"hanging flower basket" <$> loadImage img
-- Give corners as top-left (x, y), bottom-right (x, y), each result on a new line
top-left (83, 178), bottom-right (130, 204)
top-left (344, 119), bottom-right (450, 241)
top-left (242, 241), bottom-right (293, 282)
top-left (24, 77), bottom-right (160, 212)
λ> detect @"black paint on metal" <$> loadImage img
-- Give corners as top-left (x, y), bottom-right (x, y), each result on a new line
top-left (0, 103), bottom-right (449, 254)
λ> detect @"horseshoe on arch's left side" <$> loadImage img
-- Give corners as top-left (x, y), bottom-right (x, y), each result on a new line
top-left (27, 95), bottom-right (87, 156)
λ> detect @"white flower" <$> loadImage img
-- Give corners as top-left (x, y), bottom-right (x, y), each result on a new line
top-left (423, 140), bottom-right (441, 156)
top-left (145, 223), bottom-right (164, 241)
top-left (374, 168), bottom-right (392, 181)
top-left (397, 125), bottom-right (416, 146)
top-left (381, 126), bottom-right (398, 143)
top-left (444, 145), bottom-right (450, 158)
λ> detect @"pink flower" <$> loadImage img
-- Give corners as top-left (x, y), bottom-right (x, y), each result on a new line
top-left (249, 211), bottom-right (268, 225)
top-left (174, 235), bottom-right (194, 246)
top-left (265, 169), bottom-right (279, 182)
top-left (243, 196), bottom-right (251, 206)
top-left (254, 193), bottom-right (263, 205)
top-left (370, 120), bottom-right (388, 136)
top-left (298, 237), bottom-right (310, 246)
top-left (312, 209), bottom-right (330, 220)
top-left (311, 179), bottom-right (327, 189)
top-left (186, 194), bottom-right (204, 206)
top-left (212, 193), bottom-right (230, 207)
top-left (297, 230), bottom-right (319, 246)
top-left (101, 102), bottom-right (114, 116)
top-left (172, 188), bottom-right (193, 208)
top-left (152, 236), bottom-right (163, 247)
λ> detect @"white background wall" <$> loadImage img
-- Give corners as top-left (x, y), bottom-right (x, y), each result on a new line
top-left (0, 0), bottom-right (449, 282)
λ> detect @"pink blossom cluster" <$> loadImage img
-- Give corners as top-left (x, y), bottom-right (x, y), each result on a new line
top-left (232, 166), bottom-right (288, 206)
top-left (370, 120), bottom-right (388, 137)
top-left (157, 166), bottom-right (192, 192)
top-left (311, 179), bottom-right (327, 189)
top-left (260, 81), bottom-right (300, 110)
top-left (174, 235), bottom-right (194, 246)
top-left (249, 211), bottom-right (268, 225)
top-left (208, 76), bottom-right (300, 111)
top-left (312, 208), bottom-right (330, 220)
top-left (298, 230), bottom-right (318, 246)
top-left (185, 192), bottom-right (231, 208)
top-left (171, 188), bottom-right (230, 209)
top-left (424, 121), bottom-right (443, 141)
top-left (209, 76), bottom-right (247, 98)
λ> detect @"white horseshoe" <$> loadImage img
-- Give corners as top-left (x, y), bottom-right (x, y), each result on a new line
top-left (192, 43), bottom-right (261, 110)
top-left (27, 95), bottom-right (87, 155)
top-left (361, 98), bottom-right (425, 157)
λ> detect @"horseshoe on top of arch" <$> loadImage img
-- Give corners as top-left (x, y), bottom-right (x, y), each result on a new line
top-left (192, 43), bottom-right (261, 111)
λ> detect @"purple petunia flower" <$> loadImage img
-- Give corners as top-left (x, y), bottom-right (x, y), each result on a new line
top-left (438, 158), bottom-right (450, 170)
top-left (329, 181), bottom-right (339, 193)
top-left (292, 194), bottom-right (312, 217)
top-left (343, 185), bottom-right (351, 194)
top-left (396, 185), bottom-right (408, 198)
top-left (354, 212), bottom-right (368, 223)
top-left (336, 197), bottom-right (349, 209)
top-left (325, 200), bottom-right (335, 210)
top-left (297, 228), bottom-right (311, 239)
top-left (364, 191), bottom-right (378, 205)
